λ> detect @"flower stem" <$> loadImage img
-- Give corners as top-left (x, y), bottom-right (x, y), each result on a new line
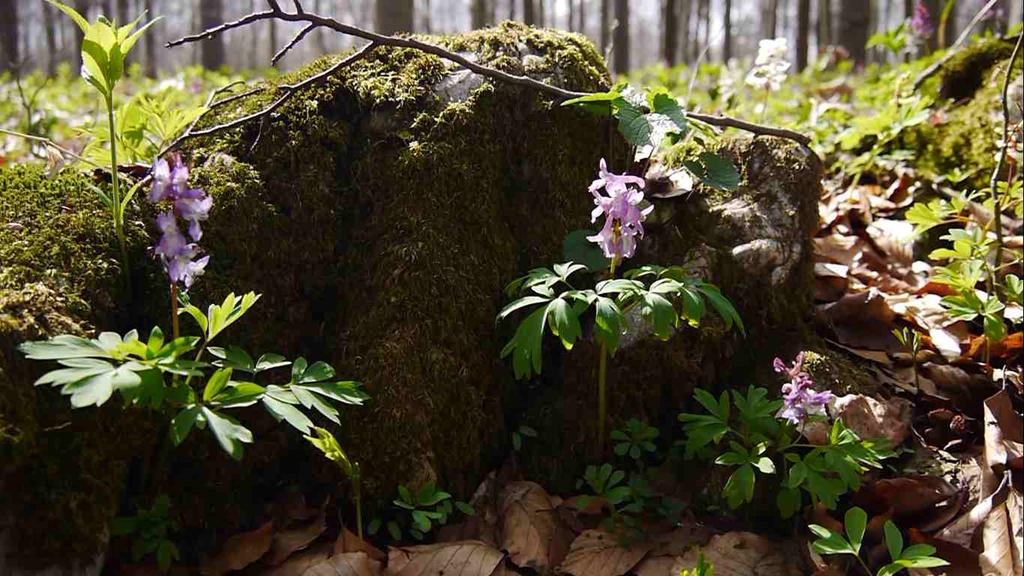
top-left (597, 256), bottom-right (619, 454)
top-left (106, 96), bottom-right (130, 290)
top-left (170, 284), bottom-right (180, 339)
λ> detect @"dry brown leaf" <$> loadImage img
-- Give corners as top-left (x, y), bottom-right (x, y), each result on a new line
top-left (302, 552), bottom-right (382, 576)
top-left (676, 532), bottom-right (803, 576)
top-left (631, 525), bottom-right (713, 576)
top-left (830, 394), bottom-right (913, 447)
top-left (266, 504), bottom-right (328, 565)
top-left (983, 391), bottom-right (1024, 475)
top-left (853, 476), bottom-right (961, 530)
top-left (498, 481), bottom-right (572, 572)
top-left (386, 541), bottom-right (504, 576)
top-left (333, 529), bottom-right (386, 562)
top-left (201, 520), bottom-right (275, 576)
top-left (260, 545), bottom-right (333, 576)
top-left (938, 473), bottom-right (1010, 549)
top-left (819, 289), bottom-right (899, 351)
top-left (556, 530), bottom-right (651, 576)
top-left (980, 494), bottom-right (1023, 576)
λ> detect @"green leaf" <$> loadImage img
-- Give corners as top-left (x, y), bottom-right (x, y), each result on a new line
top-left (844, 507), bottom-right (867, 554)
top-left (299, 361), bottom-right (336, 383)
top-left (593, 296), bottom-right (624, 352)
top-left (208, 346), bottom-right (255, 373)
top-left (170, 405), bottom-right (201, 446)
top-left (776, 487), bottom-right (802, 518)
top-left (723, 464), bottom-right (755, 508)
top-left (203, 368), bottom-right (232, 402)
top-left (254, 353), bottom-right (290, 373)
top-left (19, 334), bottom-right (114, 360)
top-left (498, 295), bottom-right (551, 321)
top-left (201, 407), bottom-right (253, 460)
top-left (546, 298), bottom-right (583, 350)
top-left (561, 90), bottom-right (622, 107)
top-left (180, 304), bottom-right (208, 334)
top-left (883, 520), bottom-right (904, 560)
top-left (684, 152), bottom-right (742, 191)
top-left (262, 396), bottom-right (314, 434)
top-left (500, 306), bottom-right (548, 379)
top-left (753, 457), bottom-right (776, 474)
top-left (697, 283), bottom-right (745, 334)
top-left (640, 292), bottom-right (677, 339)
top-left (809, 524), bottom-right (854, 556)
top-left (47, 0), bottom-right (90, 32)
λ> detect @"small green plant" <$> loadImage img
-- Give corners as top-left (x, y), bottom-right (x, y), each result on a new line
top-left (110, 495), bottom-right (179, 572)
top-left (680, 357), bottom-right (893, 517)
top-left (512, 424), bottom-right (538, 452)
top-left (304, 427), bottom-right (363, 540)
top-left (679, 553), bottom-right (713, 576)
top-left (611, 418), bottom-right (660, 463)
top-left (892, 327), bottom-right (922, 393)
top-left (19, 292), bottom-right (367, 460)
top-left (47, 0), bottom-right (160, 273)
top-left (809, 507), bottom-right (949, 576)
top-left (368, 482), bottom-right (473, 541)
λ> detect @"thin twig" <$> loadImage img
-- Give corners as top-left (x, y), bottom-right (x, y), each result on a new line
top-left (273, 23), bottom-right (317, 65)
top-left (166, 1), bottom-right (810, 146)
top-left (159, 80), bottom-right (249, 156)
top-left (990, 32), bottom-right (1023, 273)
top-left (168, 42), bottom-right (375, 146)
top-left (913, 0), bottom-right (1000, 90)
top-left (0, 127), bottom-right (101, 168)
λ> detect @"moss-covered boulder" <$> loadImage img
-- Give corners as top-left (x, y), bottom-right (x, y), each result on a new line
top-left (0, 22), bottom-right (822, 568)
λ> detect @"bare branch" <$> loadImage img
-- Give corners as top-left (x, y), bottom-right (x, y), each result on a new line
top-left (913, 0), bottom-right (1000, 90)
top-left (167, 4), bottom-right (811, 147)
top-left (167, 42), bottom-right (376, 148)
top-left (273, 23), bottom-right (317, 65)
top-left (989, 31), bottom-right (1023, 272)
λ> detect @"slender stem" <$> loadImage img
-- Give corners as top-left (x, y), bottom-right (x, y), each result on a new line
top-left (106, 96), bottom-right (130, 288)
top-left (353, 468), bottom-right (363, 541)
top-left (597, 255), bottom-right (619, 453)
top-left (0, 127), bottom-right (101, 168)
top-left (990, 32), bottom-right (1024, 281)
top-left (170, 284), bottom-right (180, 339)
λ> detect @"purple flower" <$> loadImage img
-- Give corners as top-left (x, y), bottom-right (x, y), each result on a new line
top-left (586, 159), bottom-right (652, 260)
top-left (911, 1), bottom-right (934, 39)
top-left (149, 155), bottom-right (213, 287)
top-left (773, 353), bottom-right (833, 424)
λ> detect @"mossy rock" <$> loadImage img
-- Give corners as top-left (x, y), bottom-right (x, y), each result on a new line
top-left (937, 36), bottom-right (1017, 101)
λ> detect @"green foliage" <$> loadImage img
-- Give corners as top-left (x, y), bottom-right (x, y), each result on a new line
top-left (499, 263), bottom-right (743, 379)
top-left (679, 387), bottom-right (893, 517)
top-left (679, 554), bottom-right (713, 576)
top-left (867, 23), bottom-right (910, 57)
top-left (512, 424), bottom-right (537, 452)
top-left (809, 507), bottom-right (949, 576)
top-left (305, 427), bottom-right (364, 538)
top-left (368, 482), bottom-right (473, 541)
top-left (82, 92), bottom-right (208, 166)
top-left (611, 418), bottom-right (660, 461)
top-left (110, 495), bottom-right (179, 572)
top-left (20, 292), bottom-right (366, 460)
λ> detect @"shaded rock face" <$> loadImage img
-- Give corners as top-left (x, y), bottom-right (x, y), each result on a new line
top-left (0, 22), bottom-right (821, 569)
top-left (520, 138), bottom-right (822, 490)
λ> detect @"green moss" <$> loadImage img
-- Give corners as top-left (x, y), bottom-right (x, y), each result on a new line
top-left (938, 37), bottom-right (1016, 101)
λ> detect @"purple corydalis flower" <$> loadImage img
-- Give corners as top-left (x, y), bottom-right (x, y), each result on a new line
top-left (149, 155), bottom-right (212, 287)
top-left (773, 352), bottom-right (833, 424)
top-left (911, 1), bottom-right (934, 39)
top-left (586, 159), bottom-right (652, 260)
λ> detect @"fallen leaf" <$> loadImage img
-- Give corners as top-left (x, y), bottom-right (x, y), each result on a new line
top-left (386, 541), bottom-right (504, 576)
top-left (304, 552), bottom-right (382, 576)
top-left (556, 530), bottom-right (651, 576)
top-left (983, 391), bottom-right (1024, 475)
top-left (818, 289), bottom-right (899, 351)
top-left (908, 530), bottom-right (980, 576)
top-left (266, 504), bottom-right (328, 565)
top-left (333, 528), bottom-right (386, 562)
top-left (201, 520), bottom-right (275, 576)
top-left (631, 525), bottom-right (712, 576)
top-left (853, 476), bottom-right (962, 530)
top-left (676, 532), bottom-right (803, 576)
top-left (260, 545), bottom-right (332, 576)
top-left (980, 487), bottom-right (1023, 576)
top-left (830, 394), bottom-right (913, 446)
top-left (938, 472), bottom-right (1011, 549)
top-left (498, 481), bottom-right (572, 572)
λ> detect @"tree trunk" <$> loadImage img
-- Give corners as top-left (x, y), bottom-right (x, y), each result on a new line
top-left (600, 0), bottom-right (609, 52)
top-left (200, 0), bottom-right (225, 69)
top-left (538, 0), bottom-right (546, 26)
top-left (613, 0), bottom-right (629, 73)
top-left (838, 0), bottom-right (870, 66)
top-left (376, 0), bottom-right (415, 34)
top-left (0, 0), bottom-right (17, 72)
top-left (796, 0), bottom-right (810, 69)
top-left (568, 0), bottom-right (575, 31)
top-left (818, 0), bottom-right (831, 46)
top-left (762, 0), bottom-right (778, 38)
top-left (577, 0), bottom-right (585, 35)
top-left (663, 0), bottom-right (678, 65)
top-left (723, 0), bottom-right (732, 61)
top-left (144, 0), bottom-right (157, 76)
top-left (679, 0), bottom-right (690, 63)
top-left (524, 0), bottom-right (535, 25)
top-left (44, 1), bottom-right (59, 75)
top-left (472, 0), bottom-right (488, 28)
top-left (699, 0), bottom-right (709, 56)
top-left (116, 0), bottom-right (131, 23)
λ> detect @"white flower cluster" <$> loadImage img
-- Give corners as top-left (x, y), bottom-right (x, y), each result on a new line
top-left (746, 37), bottom-right (791, 92)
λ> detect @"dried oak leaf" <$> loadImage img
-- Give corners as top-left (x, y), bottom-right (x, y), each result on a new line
top-left (201, 520), bottom-right (275, 576)
top-left (676, 532), bottom-right (803, 576)
top-left (631, 525), bottom-right (713, 576)
top-left (333, 528), bottom-right (386, 562)
top-left (386, 541), bottom-right (505, 576)
top-left (300, 552), bottom-right (382, 576)
top-left (830, 394), bottom-right (913, 446)
top-left (498, 481), bottom-right (573, 572)
top-left (266, 504), bottom-right (328, 565)
top-left (556, 530), bottom-right (651, 576)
